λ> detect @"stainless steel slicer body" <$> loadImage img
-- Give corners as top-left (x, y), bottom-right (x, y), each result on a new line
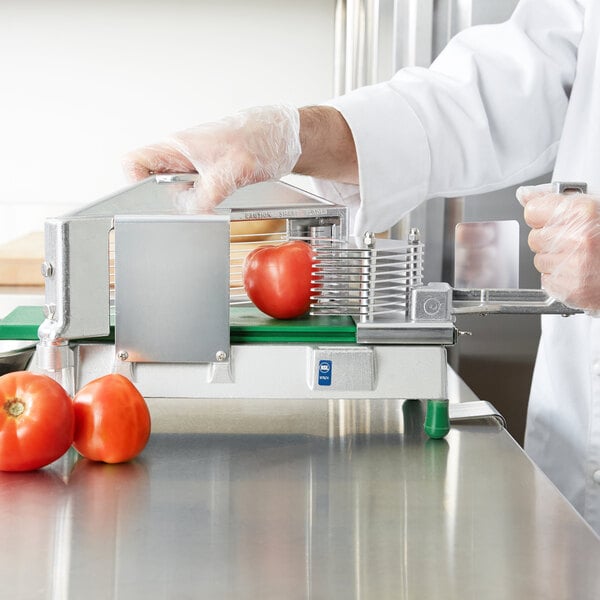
top-left (34, 175), bottom-right (580, 438)
top-left (34, 176), bottom-right (452, 434)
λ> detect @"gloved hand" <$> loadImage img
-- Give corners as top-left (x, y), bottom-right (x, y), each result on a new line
top-left (517, 183), bottom-right (600, 315)
top-left (122, 105), bottom-right (301, 210)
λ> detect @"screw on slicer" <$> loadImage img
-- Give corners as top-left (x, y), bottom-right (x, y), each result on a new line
top-left (408, 228), bottom-right (421, 244)
top-left (215, 351), bottom-right (227, 362)
top-left (362, 231), bottom-right (376, 248)
top-left (43, 304), bottom-right (56, 319)
top-left (41, 262), bottom-right (54, 278)
top-left (117, 350), bottom-right (129, 361)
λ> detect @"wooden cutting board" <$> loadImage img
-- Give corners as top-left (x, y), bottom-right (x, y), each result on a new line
top-left (0, 232), bottom-right (44, 286)
top-left (0, 223), bottom-right (285, 287)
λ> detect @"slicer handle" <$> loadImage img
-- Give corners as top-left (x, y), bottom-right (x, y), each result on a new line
top-left (424, 399), bottom-right (450, 439)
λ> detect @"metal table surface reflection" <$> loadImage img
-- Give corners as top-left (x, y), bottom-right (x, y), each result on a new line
top-left (2, 396), bottom-right (600, 600)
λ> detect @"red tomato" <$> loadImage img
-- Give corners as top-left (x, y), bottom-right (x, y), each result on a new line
top-left (73, 374), bottom-right (151, 464)
top-left (0, 372), bottom-right (74, 472)
top-left (243, 240), bottom-right (314, 319)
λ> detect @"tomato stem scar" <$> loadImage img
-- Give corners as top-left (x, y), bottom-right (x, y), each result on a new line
top-left (4, 399), bottom-right (25, 418)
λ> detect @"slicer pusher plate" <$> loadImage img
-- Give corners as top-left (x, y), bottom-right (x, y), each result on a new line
top-left (114, 214), bottom-right (230, 364)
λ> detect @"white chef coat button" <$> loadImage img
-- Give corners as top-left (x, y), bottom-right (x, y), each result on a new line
top-left (593, 470), bottom-right (600, 484)
top-left (593, 361), bottom-right (600, 376)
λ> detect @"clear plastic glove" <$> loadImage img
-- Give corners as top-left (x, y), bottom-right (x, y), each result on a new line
top-left (517, 183), bottom-right (600, 315)
top-left (122, 105), bottom-right (301, 211)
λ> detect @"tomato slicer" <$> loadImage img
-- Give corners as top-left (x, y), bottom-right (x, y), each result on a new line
top-left (0, 175), bottom-right (580, 438)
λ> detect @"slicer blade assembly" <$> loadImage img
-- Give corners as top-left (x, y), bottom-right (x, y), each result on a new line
top-left (310, 232), bottom-right (424, 322)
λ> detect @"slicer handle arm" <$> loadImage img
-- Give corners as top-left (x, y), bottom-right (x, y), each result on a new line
top-left (451, 288), bottom-right (582, 315)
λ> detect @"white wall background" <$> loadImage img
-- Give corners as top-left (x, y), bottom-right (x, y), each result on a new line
top-left (0, 0), bottom-right (336, 244)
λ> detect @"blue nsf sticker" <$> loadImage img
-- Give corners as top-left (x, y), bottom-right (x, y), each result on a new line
top-left (318, 360), bottom-right (332, 386)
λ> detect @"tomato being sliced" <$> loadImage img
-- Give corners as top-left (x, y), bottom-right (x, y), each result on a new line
top-left (0, 372), bottom-right (74, 472)
top-left (243, 240), bottom-right (314, 319)
top-left (73, 374), bottom-right (151, 464)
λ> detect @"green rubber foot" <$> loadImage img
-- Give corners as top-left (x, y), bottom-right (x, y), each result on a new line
top-left (424, 399), bottom-right (450, 439)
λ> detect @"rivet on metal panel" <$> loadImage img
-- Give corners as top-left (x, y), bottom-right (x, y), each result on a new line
top-left (423, 297), bottom-right (442, 316)
top-left (117, 350), bottom-right (129, 361)
top-left (215, 351), bottom-right (228, 362)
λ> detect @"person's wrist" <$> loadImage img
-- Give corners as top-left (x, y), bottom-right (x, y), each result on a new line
top-left (294, 106), bottom-right (358, 183)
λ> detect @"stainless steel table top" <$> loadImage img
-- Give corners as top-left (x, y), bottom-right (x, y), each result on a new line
top-left (2, 396), bottom-right (600, 600)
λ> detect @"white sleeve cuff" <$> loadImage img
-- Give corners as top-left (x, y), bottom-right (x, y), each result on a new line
top-left (325, 83), bottom-right (431, 236)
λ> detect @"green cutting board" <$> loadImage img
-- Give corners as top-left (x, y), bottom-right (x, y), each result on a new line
top-left (0, 305), bottom-right (356, 344)
top-left (230, 306), bottom-right (355, 343)
top-left (0, 306), bottom-right (46, 341)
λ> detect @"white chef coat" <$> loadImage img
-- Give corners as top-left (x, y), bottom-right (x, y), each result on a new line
top-left (319, 0), bottom-right (600, 534)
